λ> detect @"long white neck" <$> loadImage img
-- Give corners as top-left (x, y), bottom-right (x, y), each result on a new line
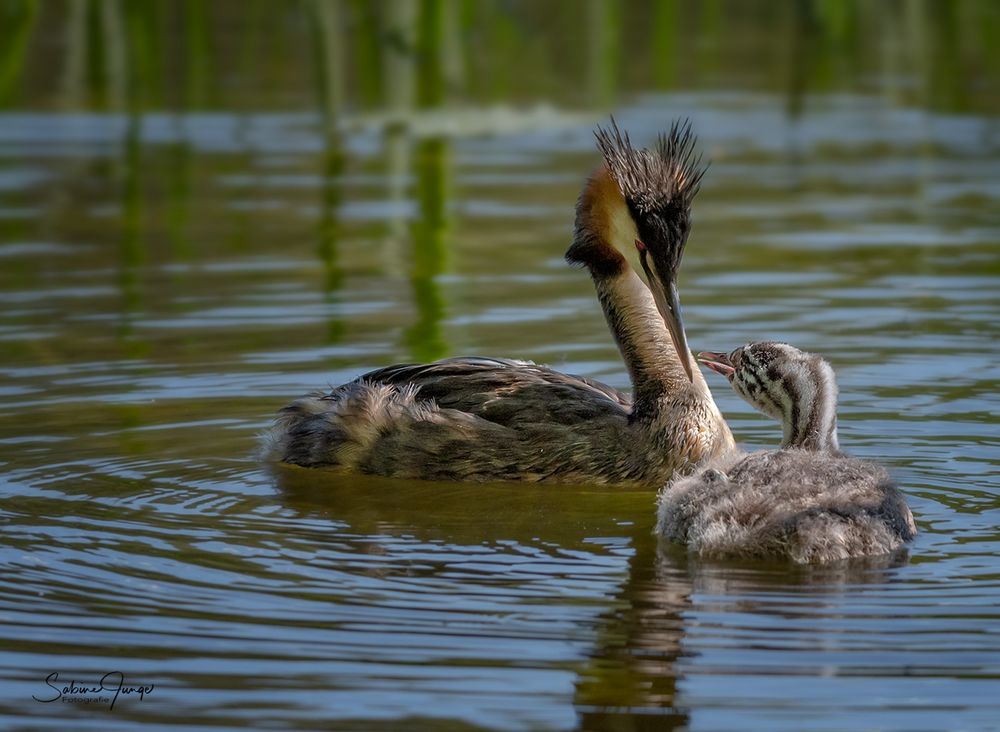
top-left (592, 268), bottom-right (701, 410)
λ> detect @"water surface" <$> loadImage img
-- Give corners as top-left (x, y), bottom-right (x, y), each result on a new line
top-left (1, 3), bottom-right (1000, 730)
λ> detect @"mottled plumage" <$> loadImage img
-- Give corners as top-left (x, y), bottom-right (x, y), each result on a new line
top-left (657, 343), bottom-right (916, 563)
top-left (262, 121), bottom-right (734, 483)
top-left (263, 357), bottom-right (725, 484)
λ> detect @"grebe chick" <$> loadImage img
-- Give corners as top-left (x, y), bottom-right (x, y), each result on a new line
top-left (261, 121), bottom-right (733, 484)
top-left (657, 342), bottom-right (916, 563)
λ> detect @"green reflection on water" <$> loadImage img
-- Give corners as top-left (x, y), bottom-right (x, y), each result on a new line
top-left (406, 136), bottom-right (450, 362)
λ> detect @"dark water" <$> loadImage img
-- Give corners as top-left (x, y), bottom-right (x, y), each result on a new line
top-left (1, 3), bottom-right (999, 730)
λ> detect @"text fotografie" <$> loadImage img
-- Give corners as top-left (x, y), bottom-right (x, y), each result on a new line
top-left (32, 671), bottom-right (154, 711)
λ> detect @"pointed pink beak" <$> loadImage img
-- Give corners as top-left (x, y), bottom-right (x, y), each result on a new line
top-left (698, 351), bottom-right (736, 380)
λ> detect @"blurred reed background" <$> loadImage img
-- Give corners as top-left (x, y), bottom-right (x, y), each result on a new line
top-left (4, 1), bottom-right (999, 113)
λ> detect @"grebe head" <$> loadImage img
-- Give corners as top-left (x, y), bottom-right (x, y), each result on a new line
top-left (698, 342), bottom-right (840, 451)
top-left (582, 119), bottom-right (706, 381)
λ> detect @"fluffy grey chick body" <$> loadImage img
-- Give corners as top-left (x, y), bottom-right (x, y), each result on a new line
top-left (657, 342), bottom-right (916, 563)
top-left (261, 122), bottom-right (733, 484)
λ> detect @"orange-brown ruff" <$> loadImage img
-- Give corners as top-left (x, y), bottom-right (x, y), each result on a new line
top-left (658, 342), bottom-right (916, 562)
top-left (261, 121), bottom-right (733, 484)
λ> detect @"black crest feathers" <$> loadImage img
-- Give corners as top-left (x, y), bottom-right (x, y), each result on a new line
top-left (594, 117), bottom-right (707, 215)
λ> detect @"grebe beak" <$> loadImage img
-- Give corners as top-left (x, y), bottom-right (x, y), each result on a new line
top-left (697, 351), bottom-right (736, 380)
top-left (637, 243), bottom-right (694, 382)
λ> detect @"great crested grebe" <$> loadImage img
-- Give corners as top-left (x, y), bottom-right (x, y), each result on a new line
top-left (657, 342), bottom-right (916, 563)
top-left (261, 121), bottom-right (734, 483)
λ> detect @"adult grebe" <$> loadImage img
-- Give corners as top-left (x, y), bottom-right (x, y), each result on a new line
top-left (262, 121), bottom-right (733, 483)
top-left (657, 342), bottom-right (916, 563)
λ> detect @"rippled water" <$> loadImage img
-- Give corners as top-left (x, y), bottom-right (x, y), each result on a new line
top-left (3, 18), bottom-right (1000, 729)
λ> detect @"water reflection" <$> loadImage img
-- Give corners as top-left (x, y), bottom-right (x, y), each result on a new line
top-left (575, 521), bottom-right (689, 731)
top-left (405, 136), bottom-right (450, 361)
top-left (117, 110), bottom-right (144, 349)
top-left (1, 1), bottom-right (1000, 730)
top-left (311, 0), bottom-right (346, 342)
top-left (273, 467), bottom-right (664, 727)
top-left (279, 469), bottom-right (675, 725)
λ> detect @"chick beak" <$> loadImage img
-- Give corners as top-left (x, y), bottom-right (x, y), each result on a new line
top-left (697, 351), bottom-right (736, 380)
top-left (638, 245), bottom-right (694, 382)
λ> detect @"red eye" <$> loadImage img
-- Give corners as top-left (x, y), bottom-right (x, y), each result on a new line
top-left (635, 239), bottom-right (646, 252)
